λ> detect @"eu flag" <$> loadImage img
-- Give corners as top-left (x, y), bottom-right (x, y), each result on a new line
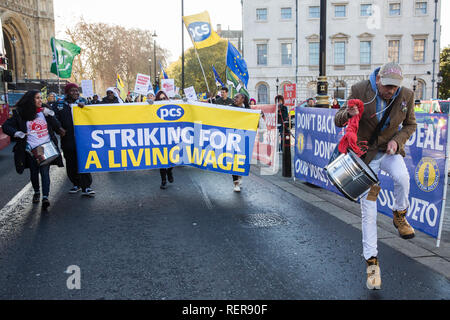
top-left (226, 42), bottom-right (249, 88)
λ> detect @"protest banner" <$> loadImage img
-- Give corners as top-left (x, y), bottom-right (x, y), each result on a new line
top-left (161, 79), bottom-right (175, 97)
top-left (294, 107), bottom-right (449, 243)
top-left (184, 86), bottom-right (197, 101)
top-left (81, 80), bottom-right (94, 98)
top-left (251, 104), bottom-right (278, 169)
top-left (134, 73), bottom-right (151, 95)
top-left (283, 84), bottom-right (296, 106)
top-left (72, 102), bottom-right (261, 177)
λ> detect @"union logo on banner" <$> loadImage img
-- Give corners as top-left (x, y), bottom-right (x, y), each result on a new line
top-left (415, 157), bottom-right (440, 192)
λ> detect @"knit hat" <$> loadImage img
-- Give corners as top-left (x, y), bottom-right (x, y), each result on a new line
top-left (64, 82), bottom-right (79, 95)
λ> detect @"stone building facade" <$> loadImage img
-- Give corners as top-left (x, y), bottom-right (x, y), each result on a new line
top-left (1, 0), bottom-right (55, 82)
top-left (243, 0), bottom-right (441, 104)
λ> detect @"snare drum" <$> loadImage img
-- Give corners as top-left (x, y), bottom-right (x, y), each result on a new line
top-left (31, 141), bottom-right (60, 166)
top-left (325, 149), bottom-right (379, 202)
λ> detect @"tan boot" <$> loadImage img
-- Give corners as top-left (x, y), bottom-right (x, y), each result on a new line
top-left (393, 209), bottom-right (415, 239)
top-left (366, 257), bottom-right (381, 290)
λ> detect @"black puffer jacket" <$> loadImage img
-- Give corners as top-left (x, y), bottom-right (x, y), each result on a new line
top-left (3, 109), bottom-right (64, 174)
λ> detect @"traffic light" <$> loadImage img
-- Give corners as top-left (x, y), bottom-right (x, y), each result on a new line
top-left (1, 70), bottom-right (13, 83)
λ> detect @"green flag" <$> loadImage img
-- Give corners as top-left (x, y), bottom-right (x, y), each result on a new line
top-left (50, 37), bottom-right (81, 79)
top-left (226, 68), bottom-right (249, 99)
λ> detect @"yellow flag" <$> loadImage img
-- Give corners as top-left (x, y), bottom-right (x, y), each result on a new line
top-left (116, 74), bottom-right (127, 102)
top-left (183, 11), bottom-right (221, 49)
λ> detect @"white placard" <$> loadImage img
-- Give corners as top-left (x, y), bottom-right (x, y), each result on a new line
top-left (184, 86), bottom-right (197, 101)
top-left (134, 73), bottom-right (152, 95)
top-left (161, 79), bottom-right (175, 98)
top-left (81, 80), bottom-right (94, 98)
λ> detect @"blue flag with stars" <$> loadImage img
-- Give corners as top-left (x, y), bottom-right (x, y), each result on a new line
top-left (226, 41), bottom-right (249, 88)
top-left (160, 62), bottom-right (168, 80)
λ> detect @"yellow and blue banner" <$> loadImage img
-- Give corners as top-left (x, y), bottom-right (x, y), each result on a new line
top-left (183, 11), bottom-right (221, 49)
top-left (72, 102), bottom-right (261, 176)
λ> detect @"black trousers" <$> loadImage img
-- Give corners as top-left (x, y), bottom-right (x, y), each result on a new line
top-left (63, 147), bottom-right (92, 189)
top-left (160, 168), bottom-right (173, 182)
top-left (232, 175), bottom-right (240, 182)
top-left (28, 154), bottom-right (50, 197)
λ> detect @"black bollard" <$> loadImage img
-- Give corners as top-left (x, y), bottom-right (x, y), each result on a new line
top-left (282, 124), bottom-right (292, 177)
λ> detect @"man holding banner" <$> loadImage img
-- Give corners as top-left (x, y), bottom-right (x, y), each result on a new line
top-left (334, 62), bottom-right (417, 290)
top-left (55, 83), bottom-right (96, 197)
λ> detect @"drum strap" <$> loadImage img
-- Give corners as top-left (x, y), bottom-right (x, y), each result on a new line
top-left (368, 101), bottom-right (395, 146)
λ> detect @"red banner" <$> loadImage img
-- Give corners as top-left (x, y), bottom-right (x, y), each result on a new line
top-left (251, 104), bottom-right (278, 167)
top-left (284, 84), bottom-right (296, 106)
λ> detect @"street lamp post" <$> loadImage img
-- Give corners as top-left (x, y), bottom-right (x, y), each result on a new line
top-left (152, 31), bottom-right (158, 84)
top-left (276, 77), bottom-right (280, 95)
top-left (148, 58), bottom-right (152, 79)
top-left (316, 0), bottom-right (329, 108)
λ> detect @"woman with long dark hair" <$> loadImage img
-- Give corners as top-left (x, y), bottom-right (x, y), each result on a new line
top-left (3, 90), bottom-right (65, 210)
top-left (154, 91), bottom-right (174, 189)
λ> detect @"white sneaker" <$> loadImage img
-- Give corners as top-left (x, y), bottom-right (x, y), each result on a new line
top-left (233, 183), bottom-right (241, 192)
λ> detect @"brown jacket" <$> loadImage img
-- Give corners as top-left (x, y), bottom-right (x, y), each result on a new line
top-left (335, 80), bottom-right (416, 164)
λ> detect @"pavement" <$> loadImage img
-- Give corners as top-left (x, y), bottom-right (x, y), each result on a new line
top-left (251, 151), bottom-right (450, 281)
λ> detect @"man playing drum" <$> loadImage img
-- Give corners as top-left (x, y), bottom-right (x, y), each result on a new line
top-left (334, 62), bottom-right (417, 290)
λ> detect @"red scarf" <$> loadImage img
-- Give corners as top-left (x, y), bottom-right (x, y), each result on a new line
top-left (36, 106), bottom-right (44, 113)
top-left (338, 99), bottom-right (367, 157)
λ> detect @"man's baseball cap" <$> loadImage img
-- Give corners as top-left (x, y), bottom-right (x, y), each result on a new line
top-left (379, 62), bottom-right (403, 87)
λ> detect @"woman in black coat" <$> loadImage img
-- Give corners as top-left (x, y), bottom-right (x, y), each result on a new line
top-left (3, 90), bottom-right (65, 210)
top-left (154, 91), bottom-right (174, 190)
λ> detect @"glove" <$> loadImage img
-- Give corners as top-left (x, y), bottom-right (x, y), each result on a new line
top-left (147, 99), bottom-right (154, 105)
top-left (14, 131), bottom-right (26, 139)
top-left (43, 107), bottom-right (55, 117)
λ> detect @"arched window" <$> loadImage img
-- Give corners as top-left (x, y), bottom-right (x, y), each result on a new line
top-left (416, 79), bottom-right (426, 100)
top-left (257, 83), bottom-right (269, 104)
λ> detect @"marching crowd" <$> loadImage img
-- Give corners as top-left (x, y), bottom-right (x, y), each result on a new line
top-left (3, 83), bottom-right (257, 211)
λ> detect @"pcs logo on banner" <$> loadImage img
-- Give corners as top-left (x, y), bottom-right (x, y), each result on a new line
top-left (188, 22), bottom-right (211, 42)
top-left (415, 157), bottom-right (440, 193)
top-left (157, 105), bottom-right (185, 121)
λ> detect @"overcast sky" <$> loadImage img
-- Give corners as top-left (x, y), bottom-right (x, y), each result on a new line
top-left (54, 0), bottom-right (450, 64)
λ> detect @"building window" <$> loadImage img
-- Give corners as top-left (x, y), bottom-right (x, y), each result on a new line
top-left (335, 5), bottom-right (347, 17)
top-left (388, 40), bottom-right (400, 63)
top-left (416, 79), bottom-right (426, 99)
top-left (360, 41), bottom-right (371, 64)
top-left (257, 44), bottom-right (268, 65)
top-left (415, 1), bottom-right (427, 15)
top-left (256, 8), bottom-right (268, 21)
top-left (309, 42), bottom-right (319, 66)
top-left (309, 6), bottom-right (320, 18)
top-left (334, 41), bottom-right (346, 65)
top-left (361, 4), bottom-right (372, 16)
top-left (389, 3), bottom-right (401, 16)
top-left (281, 8), bottom-right (292, 20)
top-left (257, 84), bottom-right (269, 104)
top-left (281, 43), bottom-right (292, 65)
top-left (414, 39), bottom-right (426, 62)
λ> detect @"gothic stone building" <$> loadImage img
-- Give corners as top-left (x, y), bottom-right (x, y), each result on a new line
top-left (1, 0), bottom-right (55, 83)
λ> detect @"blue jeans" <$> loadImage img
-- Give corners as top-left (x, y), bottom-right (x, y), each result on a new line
top-left (28, 154), bottom-right (50, 197)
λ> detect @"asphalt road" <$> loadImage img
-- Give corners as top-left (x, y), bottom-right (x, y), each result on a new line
top-left (0, 150), bottom-right (449, 299)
